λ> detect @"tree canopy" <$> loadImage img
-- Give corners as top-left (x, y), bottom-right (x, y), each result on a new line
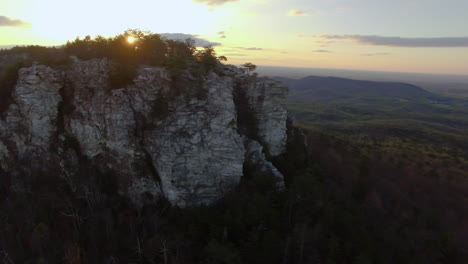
top-left (64, 29), bottom-right (227, 76)
top-left (241, 62), bottom-right (257, 75)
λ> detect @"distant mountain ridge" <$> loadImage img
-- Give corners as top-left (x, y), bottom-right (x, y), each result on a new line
top-left (275, 76), bottom-right (450, 103)
top-left (278, 75), bottom-right (468, 147)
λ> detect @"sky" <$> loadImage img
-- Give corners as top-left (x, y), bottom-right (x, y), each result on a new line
top-left (1, 0), bottom-right (468, 75)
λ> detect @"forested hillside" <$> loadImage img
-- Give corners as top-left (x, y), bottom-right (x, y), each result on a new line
top-left (284, 76), bottom-right (468, 181)
top-left (281, 76), bottom-right (468, 263)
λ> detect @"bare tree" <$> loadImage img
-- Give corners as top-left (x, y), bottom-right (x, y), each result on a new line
top-left (160, 240), bottom-right (169, 264)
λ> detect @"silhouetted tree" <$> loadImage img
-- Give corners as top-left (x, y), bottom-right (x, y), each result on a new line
top-left (241, 62), bottom-right (257, 75)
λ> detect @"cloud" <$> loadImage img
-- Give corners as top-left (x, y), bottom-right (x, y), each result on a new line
top-left (288, 9), bottom-right (309, 16)
top-left (217, 31), bottom-right (226, 39)
top-left (192, 0), bottom-right (239, 7)
top-left (313, 49), bottom-right (332, 53)
top-left (334, 7), bottom-right (353, 15)
top-left (235, 47), bottom-right (264, 51)
top-left (361, 53), bottom-right (390, 56)
top-left (224, 53), bottom-right (248, 57)
top-left (160, 33), bottom-right (221, 47)
top-left (298, 34), bottom-right (336, 47)
top-left (317, 35), bottom-right (468, 47)
top-left (0, 16), bottom-right (30, 27)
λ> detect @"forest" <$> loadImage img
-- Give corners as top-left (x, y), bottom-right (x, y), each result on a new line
top-left (1, 120), bottom-right (466, 263)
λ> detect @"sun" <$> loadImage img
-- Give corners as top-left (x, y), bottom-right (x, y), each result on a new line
top-left (127, 36), bottom-right (136, 44)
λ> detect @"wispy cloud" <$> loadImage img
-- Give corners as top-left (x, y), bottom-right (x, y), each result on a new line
top-left (361, 53), bottom-right (390, 56)
top-left (0, 16), bottom-right (30, 27)
top-left (317, 35), bottom-right (468, 47)
top-left (288, 9), bottom-right (309, 16)
top-left (298, 34), bottom-right (336, 47)
top-left (313, 49), bottom-right (332, 53)
top-left (160, 33), bottom-right (221, 47)
top-left (224, 53), bottom-right (248, 57)
top-left (192, 0), bottom-right (239, 7)
top-left (217, 31), bottom-right (227, 39)
top-left (235, 47), bottom-right (265, 51)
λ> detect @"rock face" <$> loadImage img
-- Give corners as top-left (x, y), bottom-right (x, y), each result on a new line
top-left (145, 73), bottom-right (245, 206)
top-left (244, 140), bottom-right (285, 189)
top-left (0, 64), bottom-right (63, 170)
top-left (0, 59), bottom-right (288, 206)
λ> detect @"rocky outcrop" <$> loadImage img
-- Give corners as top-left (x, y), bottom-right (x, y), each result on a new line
top-left (0, 59), bottom-right (288, 207)
top-left (145, 73), bottom-right (245, 206)
top-left (64, 59), bottom-right (166, 205)
top-left (0, 64), bottom-right (63, 170)
top-left (245, 78), bottom-right (288, 156)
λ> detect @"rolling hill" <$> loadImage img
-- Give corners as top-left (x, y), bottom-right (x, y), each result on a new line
top-left (274, 76), bottom-right (468, 171)
top-left (278, 76), bottom-right (454, 104)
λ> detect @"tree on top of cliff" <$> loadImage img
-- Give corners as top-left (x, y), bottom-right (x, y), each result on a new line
top-left (1, 30), bottom-right (231, 77)
top-left (0, 30), bottom-right (232, 98)
top-left (65, 30), bottom-right (167, 66)
top-left (64, 29), bottom-right (227, 75)
top-left (241, 62), bottom-right (257, 75)
top-left (194, 46), bottom-right (223, 75)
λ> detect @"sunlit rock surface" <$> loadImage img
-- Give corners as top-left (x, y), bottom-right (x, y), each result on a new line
top-left (0, 64), bottom-right (63, 171)
top-left (0, 59), bottom-right (289, 206)
top-left (245, 77), bottom-right (288, 156)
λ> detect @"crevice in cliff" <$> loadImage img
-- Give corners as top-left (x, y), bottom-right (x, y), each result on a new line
top-left (0, 166), bottom-right (10, 201)
top-left (51, 76), bottom-right (78, 153)
top-left (123, 90), bottom-right (164, 195)
top-left (0, 61), bottom-right (31, 117)
top-left (150, 90), bottom-right (170, 122)
top-left (142, 148), bottom-right (164, 193)
top-left (270, 118), bottom-right (309, 186)
top-left (233, 77), bottom-right (274, 158)
top-left (233, 78), bottom-right (260, 140)
top-left (56, 78), bottom-right (76, 132)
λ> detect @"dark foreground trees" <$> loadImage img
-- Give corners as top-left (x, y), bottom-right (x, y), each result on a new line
top-left (1, 126), bottom-right (466, 263)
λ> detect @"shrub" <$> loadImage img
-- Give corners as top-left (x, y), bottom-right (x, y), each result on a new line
top-left (107, 63), bottom-right (137, 90)
top-left (195, 46), bottom-right (219, 75)
top-left (164, 39), bottom-right (196, 77)
top-left (65, 30), bottom-right (184, 69)
top-left (1, 30), bottom-right (229, 109)
top-left (1, 46), bottom-right (71, 68)
top-left (151, 92), bottom-right (170, 121)
top-left (63, 133), bottom-right (81, 153)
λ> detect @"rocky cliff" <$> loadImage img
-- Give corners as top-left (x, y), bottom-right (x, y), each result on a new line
top-left (0, 59), bottom-right (288, 207)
